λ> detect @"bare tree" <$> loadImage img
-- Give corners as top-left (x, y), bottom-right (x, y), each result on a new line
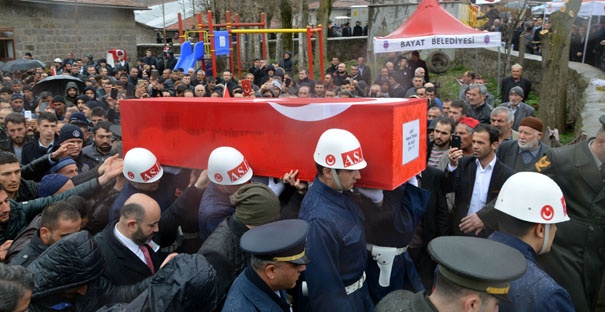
top-left (539, 0), bottom-right (582, 132)
top-left (280, 0), bottom-right (294, 54)
top-left (297, 0), bottom-right (309, 70)
top-left (316, 0), bottom-right (333, 73)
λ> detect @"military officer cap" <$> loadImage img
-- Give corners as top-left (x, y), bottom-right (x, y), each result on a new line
top-left (429, 236), bottom-right (527, 300)
top-left (240, 219), bottom-right (310, 265)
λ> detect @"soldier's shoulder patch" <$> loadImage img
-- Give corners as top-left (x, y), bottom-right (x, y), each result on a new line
top-left (535, 155), bottom-right (551, 172)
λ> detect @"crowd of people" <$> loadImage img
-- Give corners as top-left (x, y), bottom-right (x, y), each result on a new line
top-left (478, 5), bottom-right (605, 69)
top-left (0, 46), bottom-right (603, 312)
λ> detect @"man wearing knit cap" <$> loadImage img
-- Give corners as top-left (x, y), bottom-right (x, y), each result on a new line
top-left (50, 157), bottom-right (79, 178)
top-left (446, 124), bottom-right (514, 237)
top-left (496, 116), bottom-right (550, 172)
top-left (9, 94), bottom-right (25, 114)
top-left (57, 124), bottom-right (85, 172)
top-left (501, 86), bottom-right (536, 131)
top-left (51, 96), bottom-right (67, 121)
top-left (38, 174), bottom-right (74, 197)
top-left (198, 182), bottom-right (281, 305)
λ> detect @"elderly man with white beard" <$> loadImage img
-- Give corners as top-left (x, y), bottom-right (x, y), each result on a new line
top-left (496, 117), bottom-right (550, 172)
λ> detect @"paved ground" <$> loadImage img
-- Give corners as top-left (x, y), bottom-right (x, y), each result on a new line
top-left (570, 62), bottom-right (605, 136)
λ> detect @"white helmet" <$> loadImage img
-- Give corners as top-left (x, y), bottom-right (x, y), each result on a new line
top-left (314, 128), bottom-right (367, 170)
top-left (208, 146), bottom-right (253, 185)
top-left (123, 147), bottom-right (164, 183)
top-left (495, 172), bottom-right (570, 224)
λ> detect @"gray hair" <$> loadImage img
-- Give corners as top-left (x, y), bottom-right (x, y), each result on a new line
top-left (491, 106), bottom-right (514, 123)
top-left (0, 264), bottom-right (34, 312)
top-left (469, 83), bottom-right (487, 96)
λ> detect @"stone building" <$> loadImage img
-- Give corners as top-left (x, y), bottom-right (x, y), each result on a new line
top-left (0, 0), bottom-right (153, 65)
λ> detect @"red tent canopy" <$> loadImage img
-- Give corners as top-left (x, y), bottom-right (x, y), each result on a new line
top-left (373, 0), bottom-right (501, 52)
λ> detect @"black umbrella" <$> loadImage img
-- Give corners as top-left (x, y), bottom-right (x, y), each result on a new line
top-left (0, 59), bottom-right (45, 72)
top-left (33, 75), bottom-right (86, 96)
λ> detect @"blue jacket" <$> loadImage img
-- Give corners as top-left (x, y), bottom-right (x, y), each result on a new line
top-left (298, 177), bottom-right (373, 312)
top-left (223, 267), bottom-right (290, 312)
top-left (488, 231), bottom-right (574, 312)
top-left (109, 172), bottom-right (186, 222)
top-left (198, 182), bottom-right (235, 241)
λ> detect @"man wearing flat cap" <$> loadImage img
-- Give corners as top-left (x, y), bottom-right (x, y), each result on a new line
top-left (534, 115), bottom-right (605, 311)
top-left (496, 116), bottom-right (550, 172)
top-left (500, 86), bottom-right (536, 131)
top-left (375, 236), bottom-right (527, 312)
top-left (223, 219), bottom-right (309, 311)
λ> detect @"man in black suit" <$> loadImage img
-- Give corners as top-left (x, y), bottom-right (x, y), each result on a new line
top-left (445, 124), bottom-right (514, 237)
top-left (95, 193), bottom-right (163, 285)
top-left (409, 166), bottom-right (450, 290)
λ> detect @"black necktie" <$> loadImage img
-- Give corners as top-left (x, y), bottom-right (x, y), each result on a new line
top-left (600, 164), bottom-right (605, 181)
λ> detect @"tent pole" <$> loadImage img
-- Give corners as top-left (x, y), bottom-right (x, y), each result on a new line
top-left (373, 49), bottom-right (378, 87)
top-left (497, 44), bottom-right (501, 105)
top-left (474, 48), bottom-right (479, 73)
top-left (582, 15), bottom-right (592, 64)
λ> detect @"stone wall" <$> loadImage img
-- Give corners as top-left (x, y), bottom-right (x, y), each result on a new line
top-left (0, 2), bottom-right (139, 65)
top-left (453, 48), bottom-right (589, 134)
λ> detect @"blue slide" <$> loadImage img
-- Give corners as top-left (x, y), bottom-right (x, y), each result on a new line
top-left (193, 41), bottom-right (205, 63)
top-left (174, 41), bottom-right (205, 71)
top-left (174, 41), bottom-right (193, 70)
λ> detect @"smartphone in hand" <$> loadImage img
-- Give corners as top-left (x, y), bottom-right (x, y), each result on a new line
top-left (451, 134), bottom-right (462, 149)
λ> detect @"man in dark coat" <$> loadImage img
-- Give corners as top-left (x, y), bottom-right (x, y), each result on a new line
top-left (9, 201), bottom-right (81, 267)
top-left (27, 231), bottom-right (149, 312)
top-left (223, 219), bottom-right (309, 312)
top-left (408, 51), bottom-right (429, 83)
top-left (95, 194), bottom-right (164, 286)
top-left (353, 21), bottom-right (363, 36)
top-left (444, 124), bottom-right (514, 237)
top-left (96, 254), bottom-right (227, 312)
top-left (500, 63), bottom-right (532, 103)
top-left (197, 183), bottom-right (281, 306)
top-left (408, 166), bottom-right (450, 290)
top-left (496, 116), bottom-right (549, 172)
top-left (535, 115), bottom-right (605, 311)
top-left (21, 112), bottom-right (60, 167)
top-left (356, 179), bottom-right (430, 303)
top-left (0, 159), bottom-right (121, 246)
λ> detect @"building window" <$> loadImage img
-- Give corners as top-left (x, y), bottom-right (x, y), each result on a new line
top-left (0, 28), bottom-right (15, 61)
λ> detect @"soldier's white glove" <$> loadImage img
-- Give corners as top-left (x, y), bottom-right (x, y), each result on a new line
top-left (267, 178), bottom-right (285, 197)
top-left (356, 187), bottom-right (384, 204)
top-left (406, 175), bottom-right (418, 187)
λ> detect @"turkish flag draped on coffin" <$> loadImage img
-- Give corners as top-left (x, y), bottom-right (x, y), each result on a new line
top-left (120, 97), bottom-right (427, 190)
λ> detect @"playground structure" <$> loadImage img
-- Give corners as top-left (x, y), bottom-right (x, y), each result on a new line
top-left (176, 11), bottom-right (324, 80)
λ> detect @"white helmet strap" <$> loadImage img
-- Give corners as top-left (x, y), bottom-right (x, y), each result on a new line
top-left (538, 224), bottom-right (551, 255)
top-left (330, 168), bottom-right (344, 192)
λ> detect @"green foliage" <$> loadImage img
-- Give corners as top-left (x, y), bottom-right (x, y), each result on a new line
top-left (433, 66), bottom-right (467, 100)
